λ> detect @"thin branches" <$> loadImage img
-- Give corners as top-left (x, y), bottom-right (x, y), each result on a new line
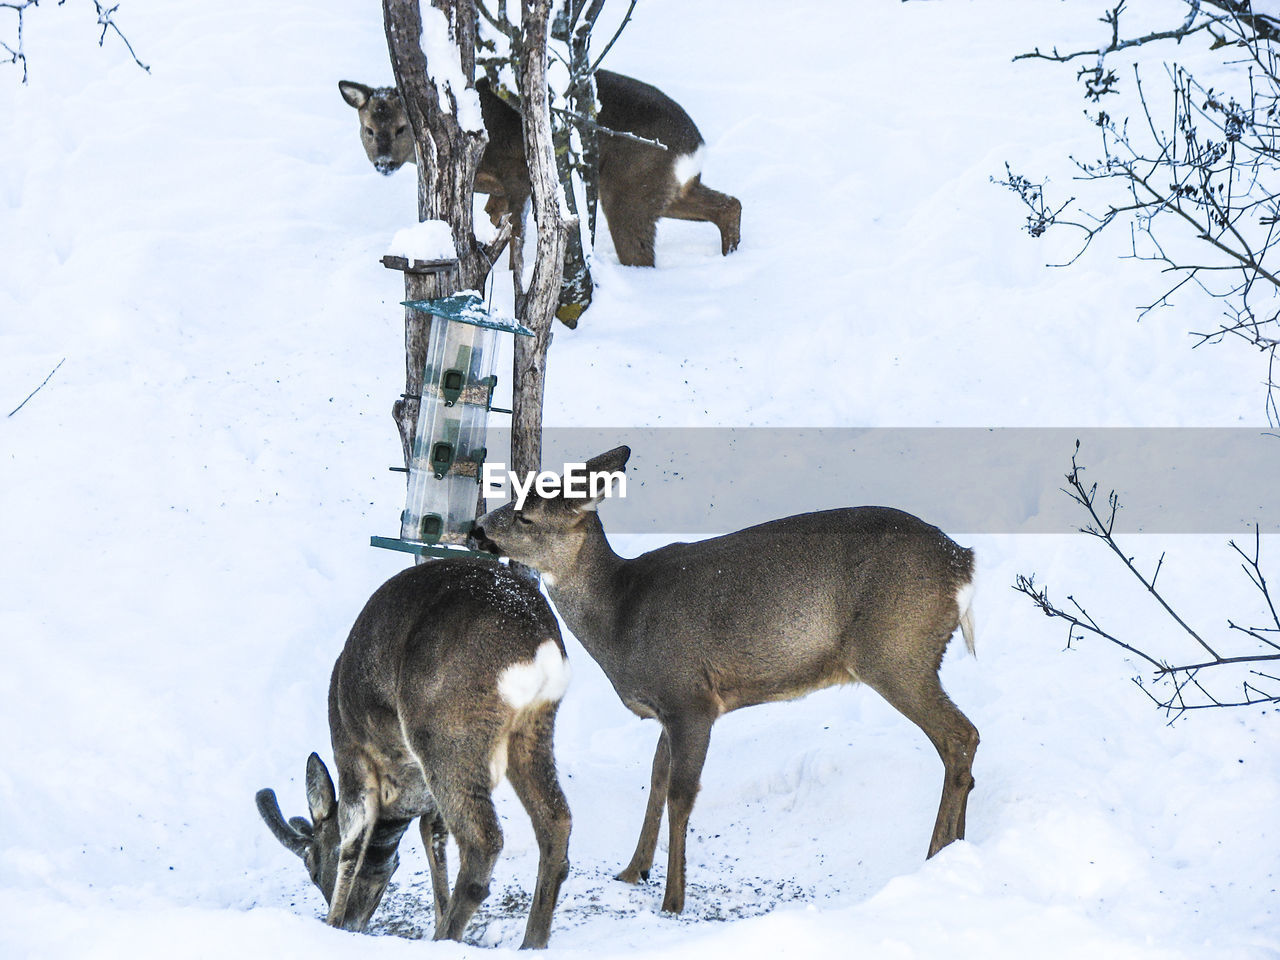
top-left (90, 1), bottom-right (147, 74)
top-left (1014, 1), bottom-right (1213, 101)
top-left (475, 0), bottom-right (636, 324)
top-left (4, 0), bottom-right (148, 83)
top-left (1, 0), bottom-right (37, 81)
top-left (1014, 444), bottom-right (1280, 719)
top-left (585, 0), bottom-right (634, 77)
top-left (1003, 2), bottom-right (1280, 425)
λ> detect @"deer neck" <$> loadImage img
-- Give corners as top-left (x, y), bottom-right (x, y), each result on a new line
top-left (543, 514), bottom-right (629, 674)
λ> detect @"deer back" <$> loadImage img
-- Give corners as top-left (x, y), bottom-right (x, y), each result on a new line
top-left (472, 449), bottom-right (973, 716)
top-left (474, 78), bottom-right (530, 203)
top-left (327, 559), bottom-right (564, 804)
top-left (595, 70), bottom-right (705, 159)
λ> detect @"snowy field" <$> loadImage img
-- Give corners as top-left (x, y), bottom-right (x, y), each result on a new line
top-left (1, 1), bottom-right (1277, 958)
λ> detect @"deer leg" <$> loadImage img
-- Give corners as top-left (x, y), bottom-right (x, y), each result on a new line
top-left (326, 788), bottom-right (378, 930)
top-left (616, 728), bottom-right (670, 884)
top-left (662, 178), bottom-right (742, 256)
top-left (419, 807), bottom-right (450, 930)
top-left (600, 179), bottom-right (671, 268)
top-left (429, 778), bottom-right (503, 942)
top-left (506, 707), bottom-right (572, 950)
top-left (660, 717), bottom-right (714, 914)
top-left (409, 729), bottom-right (504, 944)
top-left (863, 667), bottom-right (979, 858)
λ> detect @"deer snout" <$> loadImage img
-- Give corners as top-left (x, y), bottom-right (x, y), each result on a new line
top-left (468, 525), bottom-right (498, 555)
top-left (374, 158), bottom-right (399, 176)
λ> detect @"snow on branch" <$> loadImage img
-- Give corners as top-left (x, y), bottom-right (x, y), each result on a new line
top-left (1014, 443), bottom-right (1280, 720)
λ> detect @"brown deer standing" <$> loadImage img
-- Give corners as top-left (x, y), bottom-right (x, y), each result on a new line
top-left (255, 558), bottom-right (572, 948)
top-left (338, 71), bottom-right (741, 267)
top-left (470, 447), bottom-right (979, 915)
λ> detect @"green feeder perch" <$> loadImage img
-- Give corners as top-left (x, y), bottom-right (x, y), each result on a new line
top-left (372, 291), bottom-right (533, 560)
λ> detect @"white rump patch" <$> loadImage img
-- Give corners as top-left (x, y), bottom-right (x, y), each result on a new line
top-left (497, 639), bottom-right (571, 710)
top-left (673, 147), bottom-right (705, 189)
top-left (955, 580), bottom-right (976, 656)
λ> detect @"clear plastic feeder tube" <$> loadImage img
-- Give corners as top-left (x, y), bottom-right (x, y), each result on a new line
top-left (400, 317), bottom-right (500, 545)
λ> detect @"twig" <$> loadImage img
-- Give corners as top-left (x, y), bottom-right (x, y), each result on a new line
top-left (1063, 446), bottom-right (1221, 660)
top-left (8, 357), bottom-right (65, 416)
top-left (549, 105), bottom-right (667, 149)
top-left (90, 1), bottom-right (148, 73)
top-left (4, 0), bottom-right (148, 82)
top-left (1014, 574), bottom-right (1168, 671)
top-left (587, 0), bottom-right (636, 76)
top-left (1, 0), bottom-right (37, 83)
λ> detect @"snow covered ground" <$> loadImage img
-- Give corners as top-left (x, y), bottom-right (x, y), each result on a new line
top-left (1, 1), bottom-right (1276, 957)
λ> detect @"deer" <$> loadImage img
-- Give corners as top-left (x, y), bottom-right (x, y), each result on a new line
top-left (338, 70), bottom-right (741, 268)
top-left (469, 446), bottom-right (980, 916)
top-left (255, 557), bottom-right (572, 949)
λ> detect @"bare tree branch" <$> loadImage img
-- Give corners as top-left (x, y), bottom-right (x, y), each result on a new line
top-left (1002, 10), bottom-right (1280, 425)
top-left (1014, 1), bottom-right (1210, 70)
top-left (4, 0), bottom-right (148, 83)
top-left (1013, 445), bottom-right (1280, 718)
top-left (89, 1), bottom-right (148, 74)
top-left (586, 0), bottom-right (634, 77)
top-left (0, 0), bottom-right (36, 82)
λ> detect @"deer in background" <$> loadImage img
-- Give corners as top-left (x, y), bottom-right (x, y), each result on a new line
top-left (470, 446), bottom-right (979, 915)
top-left (256, 558), bottom-right (572, 948)
top-left (338, 70), bottom-right (741, 268)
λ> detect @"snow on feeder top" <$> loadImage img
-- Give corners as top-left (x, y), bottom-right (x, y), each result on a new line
top-left (372, 223), bottom-right (532, 560)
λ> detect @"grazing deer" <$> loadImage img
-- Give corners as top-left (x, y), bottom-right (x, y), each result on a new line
top-left (338, 71), bottom-right (741, 267)
top-left (255, 558), bottom-right (572, 949)
top-left (469, 447), bottom-right (979, 915)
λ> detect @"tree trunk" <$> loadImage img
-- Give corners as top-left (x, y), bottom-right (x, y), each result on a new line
top-left (382, 0), bottom-right (497, 564)
top-left (383, 256), bottom-right (460, 470)
top-left (511, 0), bottom-right (572, 578)
top-left (383, 0), bottom-right (489, 291)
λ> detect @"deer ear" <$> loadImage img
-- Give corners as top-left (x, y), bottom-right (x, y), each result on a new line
top-left (338, 80), bottom-right (371, 109)
top-left (569, 446), bottom-right (630, 513)
top-left (305, 752), bottom-right (336, 823)
top-left (585, 445), bottom-right (630, 475)
top-left (255, 788), bottom-right (311, 857)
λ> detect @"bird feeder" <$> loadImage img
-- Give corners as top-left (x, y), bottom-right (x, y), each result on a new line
top-left (372, 290), bottom-right (532, 559)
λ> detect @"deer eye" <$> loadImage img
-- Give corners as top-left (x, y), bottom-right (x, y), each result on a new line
top-left (516, 514), bottom-right (534, 526)
top-left (395, 125), bottom-right (408, 137)
top-left (364, 126), bottom-right (374, 136)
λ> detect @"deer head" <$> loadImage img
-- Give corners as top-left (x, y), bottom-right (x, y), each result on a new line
top-left (338, 81), bottom-right (414, 176)
top-left (470, 446), bottom-right (631, 577)
top-left (256, 753), bottom-right (398, 931)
